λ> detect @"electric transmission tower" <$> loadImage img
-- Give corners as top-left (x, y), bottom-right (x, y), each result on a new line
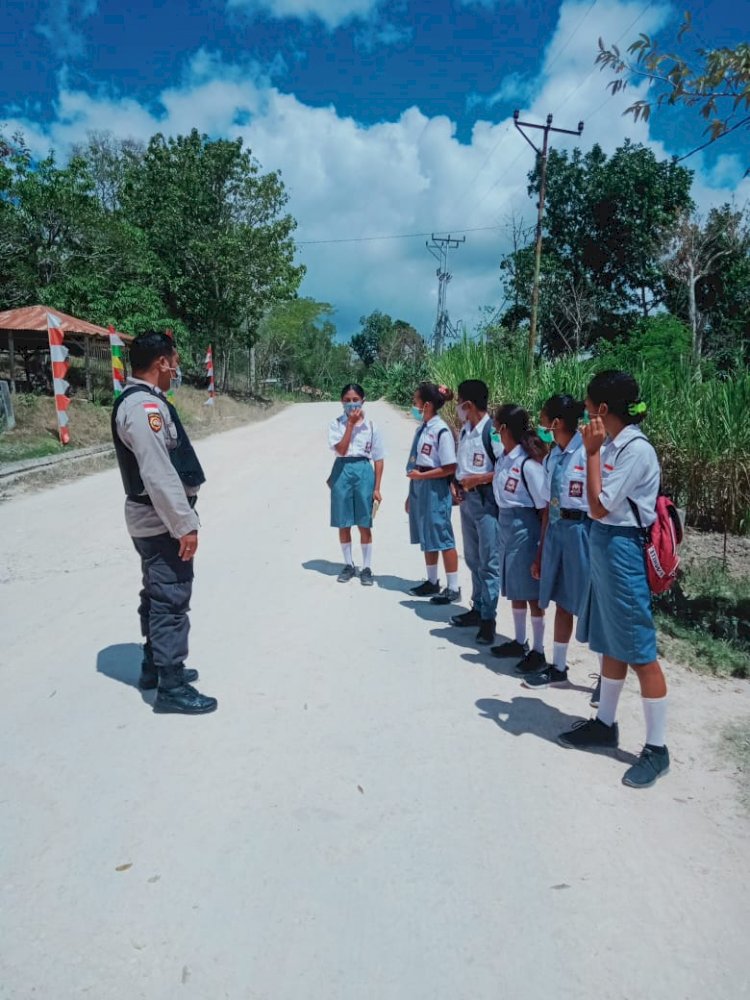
top-left (425, 233), bottom-right (465, 354)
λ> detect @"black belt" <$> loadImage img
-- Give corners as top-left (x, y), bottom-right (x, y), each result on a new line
top-left (416, 465), bottom-right (433, 472)
top-left (128, 494), bottom-right (198, 509)
top-left (338, 456), bottom-right (368, 463)
top-left (560, 508), bottom-right (586, 521)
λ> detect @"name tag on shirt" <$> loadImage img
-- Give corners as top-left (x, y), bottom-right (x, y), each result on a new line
top-left (569, 481), bottom-right (584, 498)
top-left (472, 452), bottom-right (484, 468)
top-left (504, 477), bottom-right (518, 493)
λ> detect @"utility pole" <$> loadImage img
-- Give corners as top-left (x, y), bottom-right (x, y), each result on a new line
top-left (513, 111), bottom-right (584, 371)
top-left (425, 233), bottom-right (465, 354)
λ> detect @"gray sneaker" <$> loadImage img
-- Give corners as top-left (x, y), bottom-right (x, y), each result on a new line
top-left (360, 568), bottom-right (374, 587)
top-left (337, 564), bottom-right (356, 583)
top-left (430, 586), bottom-right (461, 605)
top-left (522, 666), bottom-right (569, 689)
top-left (622, 745), bottom-right (670, 788)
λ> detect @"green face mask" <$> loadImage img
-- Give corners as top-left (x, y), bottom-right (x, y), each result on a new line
top-left (537, 425), bottom-right (554, 443)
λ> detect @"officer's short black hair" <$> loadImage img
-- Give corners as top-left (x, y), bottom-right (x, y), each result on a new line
top-left (458, 379), bottom-right (489, 411)
top-left (130, 332), bottom-right (176, 374)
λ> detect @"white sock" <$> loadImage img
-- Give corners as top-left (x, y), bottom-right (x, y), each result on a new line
top-left (597, 677), bottom-right (625, 727)
top-left (642, 697), bottom-right (668, 747)
top-left (553, 642), bottom-right (568, 671)
top-left (597, 654), bottom-right (604, 670)
top-left (512, 608), bottom-right (527, 645)
top-left (427, 563), bottom-right (439, 584)
top-left (361, 544), bottom-right (372, 570)
top-left (531, 615), bottom-right (545, 654)
top-left (447, 571), bottom-right (459, 591)
top-left (341, 543), bottom-right (353, 566)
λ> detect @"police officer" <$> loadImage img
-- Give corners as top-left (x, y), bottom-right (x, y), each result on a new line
top-left (112, 332), bottom-right (217, 715)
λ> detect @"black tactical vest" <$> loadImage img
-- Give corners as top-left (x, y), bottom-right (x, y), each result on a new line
top-left (111, 385), bottom-right (206, 500)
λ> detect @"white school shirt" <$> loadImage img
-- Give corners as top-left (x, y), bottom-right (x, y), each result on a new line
top-left (328, 415), bottom-right (385, 461)
top-left (414, 416), bottom-right (457, 470)
top-left (456, 414), bottom-right (495, 480)
top-left (542, 431), bottom-right (589, 513)
top-left (598, 426), bottom-right (659, 528)
top-left (493, 444), bottom-right (547, 510)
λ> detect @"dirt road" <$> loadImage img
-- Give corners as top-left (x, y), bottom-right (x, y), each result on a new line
top-left (1, 401), bottom-right (748, 1000)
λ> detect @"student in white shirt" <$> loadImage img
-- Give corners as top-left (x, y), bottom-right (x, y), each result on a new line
top-left (558, 370), bottom-right (670, 789)
top-left (406, 382), bottom-right (461, 604)
top-left (524, 394), bottom-right (598, 696)
top-left (328, 383), bottom-right (385, 586)
top-left (450, 379), bottom-right (501, 645)
top-left (489, 404), bottom-right (549, 673)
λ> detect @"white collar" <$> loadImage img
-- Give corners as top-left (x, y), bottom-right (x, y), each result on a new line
top-left (126, 376), bottom-right (165, 397)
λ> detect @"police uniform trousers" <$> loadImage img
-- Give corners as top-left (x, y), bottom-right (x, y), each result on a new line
top-left (459, 487), bottom-right (501, 620)
top-left (132, 533), bottom-right (194, 689)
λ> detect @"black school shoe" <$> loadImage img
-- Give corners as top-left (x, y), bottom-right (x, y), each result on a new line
top-left (476, 620), bottom-right (496, 645)
top-left (522, 666), bottom-right (569, 689)
top-left (558, 718), bottom-right (619, 751)
top-left (451, 608), bottom-right (482, 628)
top-left (491, 639), bottom-right (528, 659)
top-left (430, 587), bottom-right (461, 605)
top-left (410, 580), bottom-right (441, 597)
top-left (622, 745), bottom-right (670, 788)
top-left (153, 683), bottom-right (218, 715)
top-left (515, 649), bottom-right (547, 674)
top-left (337, 564), bottom-right (357, 583)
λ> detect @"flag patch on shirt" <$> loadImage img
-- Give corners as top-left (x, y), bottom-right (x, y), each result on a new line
top-left (604, 463), bottom-right (615, 471)
top-left (574, 465), bottom-right (584, 472)
top-left (142, 401), bottom-right (160, 412)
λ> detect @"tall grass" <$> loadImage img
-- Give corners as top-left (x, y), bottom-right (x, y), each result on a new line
top-left (417, 339), bottom-right (750, 534)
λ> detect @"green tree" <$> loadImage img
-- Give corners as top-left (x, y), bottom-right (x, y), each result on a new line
top-left (597, 18), bottom-right (750, 158)
top-left (121, 129), bottom-right (304, 385)
top-left (350, 310), bottom-right (426, 367)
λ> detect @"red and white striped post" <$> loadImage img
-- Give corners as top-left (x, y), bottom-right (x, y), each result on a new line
top-left (46, 313), bottom-right (71, 445)
top-left (204, 345), bottom-right (215, 406)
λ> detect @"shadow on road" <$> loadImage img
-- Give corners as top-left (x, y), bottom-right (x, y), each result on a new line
top-left (476, 696), bottom-right (638, 764)
top-left (301, 559), bottom-right (342, 577)
top-left (97, 644), bottom-right (155, 705)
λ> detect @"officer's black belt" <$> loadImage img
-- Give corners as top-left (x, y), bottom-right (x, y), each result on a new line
top-left (560, 508), bottom-right (586, 521)
top-left (128, 494), bottom-right (198, 509)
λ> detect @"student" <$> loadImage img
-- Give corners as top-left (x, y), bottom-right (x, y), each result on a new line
top-left (451, 379), bottom-right (501, 645)
top-left (406, 382), bottom-right (461, 604)
top-left (490, 404), bottom-right (549, 672)
top-left (558, 370), bottom-right (670, 789)
top-left (523, 394), bottom-right (598, 695)
top-left (328, 383), bottom-right (384, 586)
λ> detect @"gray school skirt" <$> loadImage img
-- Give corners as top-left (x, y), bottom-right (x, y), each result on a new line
top-left (576, 521), bottom-right (657, 664)
top-left (498, 506), bottom-right (541, 601)
top-left (409, 476), bottom-right (455, 552)
top-left (539, 516), bottom-right (591, 616)
top-left (329, 457), bottom-right (375, 528)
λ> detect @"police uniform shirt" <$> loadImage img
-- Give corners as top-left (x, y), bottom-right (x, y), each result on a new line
top-left (493, 444), bottom-right (546, 510)
top-left (415, 416), bottom-right (457, 470)
top-left (598, 426), bottom-right (660, 528)
top-left (328, 416), bottom-right (385, 461)
top-left (115, 378), bottom-right (201, 539)
top-left (542, 432), bottom-right (589, 513)
top-left (456, 415), bottom-right (495, 481)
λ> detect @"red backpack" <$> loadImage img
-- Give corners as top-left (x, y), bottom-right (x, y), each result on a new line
top-left (618, 437), bottom-right (683, 594)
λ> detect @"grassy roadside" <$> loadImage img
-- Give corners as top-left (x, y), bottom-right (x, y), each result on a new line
top-left (0, 388), bottom-right (281, 466)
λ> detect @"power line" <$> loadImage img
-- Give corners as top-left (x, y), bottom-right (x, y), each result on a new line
top-left (295, 223), bottom-right (511, 246)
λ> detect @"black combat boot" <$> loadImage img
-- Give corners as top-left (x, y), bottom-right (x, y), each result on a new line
top-left (138, 643), bottom-right (198, 690)
top-left (153, 683), bottom-right (218, 715)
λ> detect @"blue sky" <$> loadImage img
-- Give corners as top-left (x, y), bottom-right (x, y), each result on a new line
top-left (2, 0), bottom-right (748, 338)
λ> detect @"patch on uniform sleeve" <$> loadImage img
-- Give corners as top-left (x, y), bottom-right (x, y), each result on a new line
top-left (147, 412), bottom-right (163, 432)
top-left (504, 477), bottom-right (518, 493)
top-left (569, 480), bottom-right (584, 498)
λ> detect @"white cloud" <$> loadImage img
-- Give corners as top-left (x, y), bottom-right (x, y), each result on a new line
top-left (36, 0), bottom-right (99, 58)
top-left (228, 0), bottom-right (382, 29)
top-left (6, 0), bottom-right (748, 339)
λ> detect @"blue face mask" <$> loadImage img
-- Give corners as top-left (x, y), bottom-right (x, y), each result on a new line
top-left (411, 406), bottom-right (424, 423)
top-left (537, 425), bottom-right (554, 444)
top-left (343, 401), bottom-right (362, 415)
